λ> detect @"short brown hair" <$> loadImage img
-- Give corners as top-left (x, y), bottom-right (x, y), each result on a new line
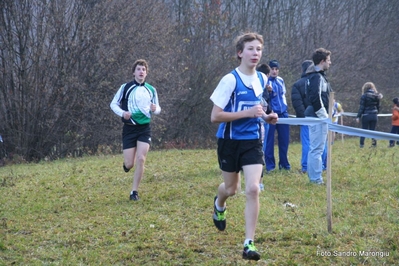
top-left (235, 32), bottom-right (264, 61)
top-left (312, 48), bottom-right (331, 65)
top-left (257, 63), bottom-right (270, 75)
top-left (132, 59), bottom-right (149, 73)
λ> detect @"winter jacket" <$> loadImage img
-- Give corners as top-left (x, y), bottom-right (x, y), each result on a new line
top-left (268, 76), bottom-right (287, 114)
top-left (392, 106), bottom-right (399, 126)
top-left (291, 60), bottom-right (313, 118)
top-left (356, 89), bottom-right (382, 118)
top-left (262, 90), bottom-right (272, 114)
top-left (304, 65), bottom-right (332, 118)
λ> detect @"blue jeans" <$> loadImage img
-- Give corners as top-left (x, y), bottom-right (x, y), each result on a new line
top-left (301, 125), bottom-right (327, 172)
top-left (307, 123), bottom-right (328, 183)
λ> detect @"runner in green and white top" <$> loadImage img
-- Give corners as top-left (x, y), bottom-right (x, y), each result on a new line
top-left (110, 59), bottom-right (161, 201)
top-left (127, 82), bottom-right (159, 125)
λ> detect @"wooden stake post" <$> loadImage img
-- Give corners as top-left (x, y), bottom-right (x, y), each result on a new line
top-left (326, 92), bottom-right (334, 233)
top-left (340, 114), bottom-right (344, 143)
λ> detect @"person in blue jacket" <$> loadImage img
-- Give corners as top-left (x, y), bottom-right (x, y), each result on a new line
top-left (264, 60), bottom-right (290, 172)
top-left (291, 60), bottom-right (327, 173)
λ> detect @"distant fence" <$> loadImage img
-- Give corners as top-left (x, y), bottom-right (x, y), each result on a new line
top-left (281, 113), bottom-right (399, 143)
top-left (288, 112), bottom-right (394, 142)
top-left (332, 112), bottom-right (392, 142)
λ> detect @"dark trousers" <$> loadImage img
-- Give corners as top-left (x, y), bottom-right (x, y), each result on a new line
top-left (389, 125), bottom-right (399, 146)
top-left (265, 112), bottom-right (290, 171)
top-left (360, 114), bottom-right (378, 146)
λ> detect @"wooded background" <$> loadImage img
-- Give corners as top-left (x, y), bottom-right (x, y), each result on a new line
top-left (1, 0), bottom-right (398, 162)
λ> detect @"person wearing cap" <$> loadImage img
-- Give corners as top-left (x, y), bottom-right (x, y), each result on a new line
top-left (304, 48), bottom-right (332, 185)
top-left (291, 60), bottom-right (327, 173)
top-left (264, 60), bottom-right (291, 173)
top-left (389, 97), bottom-right (399, 147)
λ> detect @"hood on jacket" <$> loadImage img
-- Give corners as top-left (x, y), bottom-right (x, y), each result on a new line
top-left (305, 63), bottom-right (319, 75)
top-left (365, 89), bottom-right (383, 100)
top-left (301, 60), bottom-right (313, 76)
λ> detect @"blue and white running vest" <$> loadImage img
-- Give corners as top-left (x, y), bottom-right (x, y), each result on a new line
top-left (216, 70), bottom-right (265, 140)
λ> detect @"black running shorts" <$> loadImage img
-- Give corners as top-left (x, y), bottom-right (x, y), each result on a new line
top-left (217, 138), bottom-right (264, 173)
top-left (122, 123), bottom-right (151, 149)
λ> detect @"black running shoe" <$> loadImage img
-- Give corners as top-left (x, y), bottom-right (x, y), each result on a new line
top-left (371, 139), bottom-right (377, 147)
top-left (123, 163), bottom-right (130, 173)
top-left (242, 241), bottom-right (260, 261)
top-left (130, 191), bottom-right (139, 201)
top-left (212, 196), bottom-right (226, 231)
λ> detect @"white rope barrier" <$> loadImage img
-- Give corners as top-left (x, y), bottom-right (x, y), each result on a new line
top-left (340, 112), bottom-right (392, 117)
top-left (277, 117), bottom-right (399, 141)
top-left (289, 112), bottom-right (392, 118)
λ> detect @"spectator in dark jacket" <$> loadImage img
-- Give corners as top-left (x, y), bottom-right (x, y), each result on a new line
top-left (291, 60), bottom-right (312, 118)
top-left (291, 60), bottom-right (326, 173)
top-left (356, 82), bottom-right (383, 148)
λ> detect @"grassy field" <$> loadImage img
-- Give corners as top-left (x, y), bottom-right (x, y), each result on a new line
top-left (1, 137), bottom-right (398, 265)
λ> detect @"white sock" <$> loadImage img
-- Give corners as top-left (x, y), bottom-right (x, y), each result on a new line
top-left (244, 239), bottom-right (253, 246)
top-left (215, 198), bottom-right (225, 212)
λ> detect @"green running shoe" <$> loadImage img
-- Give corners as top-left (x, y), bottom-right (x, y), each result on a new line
top-left (242, 241), bottom-right (260, 261)
top-left (212, 196), bottom-right (226, 231)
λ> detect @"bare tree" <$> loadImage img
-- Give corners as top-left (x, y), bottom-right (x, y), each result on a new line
top-left (1, 0), bottom-right (398, 161)
top-left (0, 0), bottom-right (177, 160)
